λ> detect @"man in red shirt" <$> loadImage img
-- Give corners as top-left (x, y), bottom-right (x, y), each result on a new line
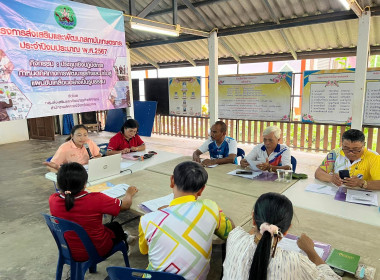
top-left (107, 119), bottom-right (145, 155)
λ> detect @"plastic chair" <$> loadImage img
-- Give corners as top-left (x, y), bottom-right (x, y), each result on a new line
top-left (291, 156), bottom-right (297, 172)
top-left (98, 143), bottom-right (109, 156)
top-left (42, 214), bottom-right (129, 280)
top-left (45, 156), bottom-right (59, 192)
top-left (107, 266), bottom-right (186, 280)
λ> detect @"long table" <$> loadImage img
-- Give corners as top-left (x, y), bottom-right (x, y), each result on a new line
top-left (146, 156), bottom-right (297, 197)
top-left (144, 156), bottom-right (380, 278)
top-left (44, 150), bottom-right (183, 186)
top-left (240, 206), bottom-right (380, 279)
top-left (108, 170), bottom-right (254, 227)
top-left (283, 177), bottom-right (380, 227)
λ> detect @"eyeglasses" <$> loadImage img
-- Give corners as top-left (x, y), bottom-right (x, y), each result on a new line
top-left (342, 147), bottom-right (363, 154)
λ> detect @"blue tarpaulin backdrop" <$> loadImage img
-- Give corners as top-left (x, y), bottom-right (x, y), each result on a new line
top-left (62, 114), bottom-right (74, 135)
top-left (104, 101), bottom-right (157, 136)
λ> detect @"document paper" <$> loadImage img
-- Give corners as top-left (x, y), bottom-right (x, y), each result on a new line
top-left (346, 189), bottom-right (378, 206)
top-left (101, 184), bottom-right (130, 198)
top-left (305, 184), bottom-right (339, 196)
top-left (278, 237), bottom-right (325, 258)
top-left (140, 193), bottom-right (174, 212)
top-left (228, 169), bottom-right (262, 179)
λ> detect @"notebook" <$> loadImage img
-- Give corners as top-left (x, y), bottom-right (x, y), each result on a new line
top-left (326, 249), bottom-right (360, 274)
top-left (278, 234), bottom-right (331, 261)
top-left (87, 154), bottom-right (121, 182)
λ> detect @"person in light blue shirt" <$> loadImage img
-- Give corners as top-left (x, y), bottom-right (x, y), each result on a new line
top-left (193, 121), bottom-right (237, 167)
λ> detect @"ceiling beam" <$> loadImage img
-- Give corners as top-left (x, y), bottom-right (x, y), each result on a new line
top-left (129, 8), bottom-right (380, 48)
top-left (137, 0), bottom-right (162, 18)
top-left (131, 46), bottom-right (380, 70)
top-left (147, 0), bottom-right (229, 18)
top-left (218, 7), bottom-right (380, 37)
top-left (219, 38), bottom-right (240, 63)
top-left (181, 0), bottom-right (212, 30)
top-left (260, 0), bottom-right (297, 60)
top-left (131, 49), bottom-right (160, 69)
top-left (129, 0), bottom-right (136, 16)
top-left (170, 44), bottom-right (197, 66)
top-left (172, 0), bottom-right (177, 25)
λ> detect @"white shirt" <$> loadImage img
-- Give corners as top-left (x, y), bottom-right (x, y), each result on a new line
top-left (223, 227), bottom-right (341, 280)
top-left (245, 143), bottom-right (291, 168)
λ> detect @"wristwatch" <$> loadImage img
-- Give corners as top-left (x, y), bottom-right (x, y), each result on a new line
top-left (361, 180), bottom-right (368, 189)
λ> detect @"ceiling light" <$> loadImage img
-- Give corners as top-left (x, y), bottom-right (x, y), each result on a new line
top-left (345, 0), bottom-right (364, 17)
top-left (130, 21), bottom-right (180, 37)
top-left (338, 0), bottom-right (350, 10)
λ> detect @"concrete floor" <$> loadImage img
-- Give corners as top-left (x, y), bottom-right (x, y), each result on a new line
top-left (0, 132), bottom-right (325, 280)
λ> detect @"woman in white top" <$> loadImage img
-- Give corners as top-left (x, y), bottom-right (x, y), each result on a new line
top-left (222, 193), bottom-right (341, 280)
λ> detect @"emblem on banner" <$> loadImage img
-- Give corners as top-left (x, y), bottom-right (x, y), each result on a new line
top-left (54, 5), bottom-right (77, 30)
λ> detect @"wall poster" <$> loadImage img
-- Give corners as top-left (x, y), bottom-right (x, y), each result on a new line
top-left (302, 68), bottom-right (380, 125)
top-left (218, 73), bottom-right (292, 121)
top-left (0, 0), bottom-right (128, 122)
top-left (168, 76), bottom-right (201, 117)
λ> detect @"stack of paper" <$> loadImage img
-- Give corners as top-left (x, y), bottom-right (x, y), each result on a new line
top-left (101, 184), bottom-right (130, 198)
top-left (278, 234), bottom-right (330, 260)
top-left (305, 184), bottom-right (339, 196)
top-left (140, 193), bottom-right (174, 212)
top-left (346, 189), bottom-right (378, 206)
top-left (228, 169), bottom-right (262, 179)
top-left (246, 159), bottom-right (265, 171)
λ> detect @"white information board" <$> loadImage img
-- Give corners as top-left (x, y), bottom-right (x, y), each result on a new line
top-left (218, 73), bottom-right (292, 121)
top-left (302, 69), bottom-right (380, 125)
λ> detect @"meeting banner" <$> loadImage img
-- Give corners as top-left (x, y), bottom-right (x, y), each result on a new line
top-left (168, 77), bottom-right (201, 117)
top-left (218, 73), bottom-right (292, 121)
top-left (302, 69), bottom-right (380, 125)
top-left (0, 0), bottom-right (128, 122)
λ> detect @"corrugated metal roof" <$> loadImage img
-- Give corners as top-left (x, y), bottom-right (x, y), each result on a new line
top-left (75, 0), bottom-right (380, 69)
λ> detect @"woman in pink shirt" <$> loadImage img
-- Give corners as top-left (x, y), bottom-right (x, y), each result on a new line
top-left (43, 124), bottom-right (101, 171)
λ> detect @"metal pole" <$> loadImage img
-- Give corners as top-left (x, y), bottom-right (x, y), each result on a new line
top-left (351, 11), bottom-right (370, 130)
top-left (126, 47), bottom-right (134, 118)
top-left (208, 31), bottom-right (218, 126)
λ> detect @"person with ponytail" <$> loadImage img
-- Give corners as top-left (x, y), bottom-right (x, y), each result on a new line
top-left (49, 162), bottom-right (138, 262)
top-left (43, 124), bottom-right (101, 171)
top-left (222, 193), bottom-right (341, 280)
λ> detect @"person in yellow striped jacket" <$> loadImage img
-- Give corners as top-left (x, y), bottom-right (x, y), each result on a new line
top-left (139, 161), bottom-right (234, 280)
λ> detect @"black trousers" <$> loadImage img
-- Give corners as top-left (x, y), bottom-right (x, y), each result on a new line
top-left (104, 221), bottom-right (127, 246)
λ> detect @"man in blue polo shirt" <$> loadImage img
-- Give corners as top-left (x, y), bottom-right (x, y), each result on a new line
top-left (193, 121), bottom-right (237, 167)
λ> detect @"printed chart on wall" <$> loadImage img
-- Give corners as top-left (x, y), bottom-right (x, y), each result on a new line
top-left (168, 77), bottom-right (201, 117)
top-left (301, 69), bottom-right (355, 124)
top-left (218, 73), bottom-right (292, 121)
top-left (0, 0), bottom-right (128, 122)
top-left (364, 69), bottom-right (380, 125)
top-left (302, 68), bottom-right (380, 125)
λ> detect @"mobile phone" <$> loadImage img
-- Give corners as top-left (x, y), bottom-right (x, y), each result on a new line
top-left (236, 171), bottom-right (253, 175)
top-left (338, 169), bottom-right (350, 179)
